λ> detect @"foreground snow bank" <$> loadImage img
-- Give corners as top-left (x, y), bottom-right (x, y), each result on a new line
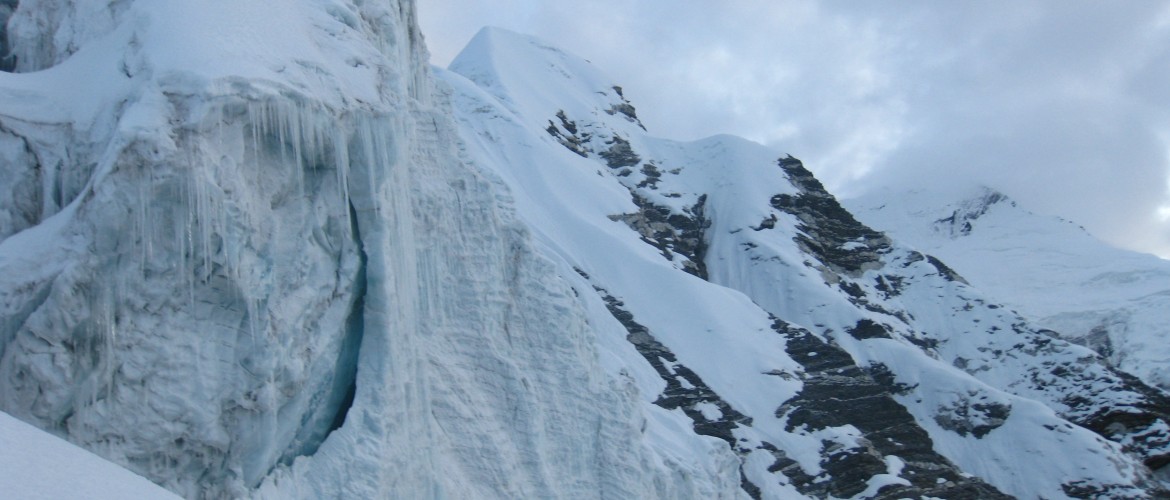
top-left (0, 411), bottom-right (179, 500)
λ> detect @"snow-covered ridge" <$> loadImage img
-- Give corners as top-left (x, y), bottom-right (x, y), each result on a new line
top-left (846, 185), bottom-right (1170, 392)
top-left (4, 3), bottom-right (1170, 498)
top-left (441, 26), bottom-right (1170, 498)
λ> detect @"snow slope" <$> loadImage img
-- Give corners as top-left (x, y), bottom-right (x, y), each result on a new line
top-left (440, 27), bottom-right (1170, 498)
top-left (4, 1), bottom-right (1170, 497)
top-left (846, 186), bottom-right (1170, 392)
top-left (0, 410), bottom-right (180, 500)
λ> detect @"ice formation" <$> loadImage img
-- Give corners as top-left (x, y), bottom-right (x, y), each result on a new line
top-left (2, 2), bottom-right (1170, 499)
top-left (0, 1), bottom-right (737, 498)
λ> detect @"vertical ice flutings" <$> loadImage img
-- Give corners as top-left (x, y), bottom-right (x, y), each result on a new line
top-left (0, 1), bottom-right (735, 498)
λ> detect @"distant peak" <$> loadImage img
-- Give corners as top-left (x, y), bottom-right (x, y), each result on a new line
top-left (935, 186), bottom-right (1015, 237)
top-left (467, 26), bottom-right (571, 58)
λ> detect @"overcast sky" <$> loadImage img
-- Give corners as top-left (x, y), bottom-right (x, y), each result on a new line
top-left (418, 1), bottom-right (1170, 259)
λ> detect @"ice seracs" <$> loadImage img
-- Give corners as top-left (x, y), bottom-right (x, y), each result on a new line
top-left (0, 2), bottom-right (731, 499)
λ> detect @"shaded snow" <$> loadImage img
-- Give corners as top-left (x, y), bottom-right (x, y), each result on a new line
top-left (0, 411), bottom-right (179, 500)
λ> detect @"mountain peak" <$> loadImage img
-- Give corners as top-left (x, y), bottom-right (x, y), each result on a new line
top-left (449, 27), bottom-right (646, 135)
top-left (935, 186), bottom-right (1015, 237)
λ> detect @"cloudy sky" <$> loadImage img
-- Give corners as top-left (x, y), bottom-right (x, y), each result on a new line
top-left (417, 1), bottom-right (1170, 259)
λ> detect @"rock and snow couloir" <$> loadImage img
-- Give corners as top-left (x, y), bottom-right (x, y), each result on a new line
top-left (1, 1), bottom-right (1169, 498)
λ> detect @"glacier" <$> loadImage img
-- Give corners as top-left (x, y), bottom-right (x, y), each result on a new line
top-left (1, 1), bottom-right (1170, 499)
top-left (0, 1), bottom-right (736, 498)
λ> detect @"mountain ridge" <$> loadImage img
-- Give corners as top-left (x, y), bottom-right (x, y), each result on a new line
top-left (439, 26), bottom-right (1170, 498)
top-left (846, 184), bottom-right (1170, 392)
top-left (1, 5), bottom-right (1169, 498)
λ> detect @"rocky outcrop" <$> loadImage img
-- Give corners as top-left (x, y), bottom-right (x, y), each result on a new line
top-left (773, 319), bottom-right (1010, 499)
top-left (605, 86), bottom-right (646, 130)
top-left (611, 194), bottom-right (710, 279)
top-left (770, 156), bottom-right (891, 277)
top-left (599, 134), bottom-right (642, 169)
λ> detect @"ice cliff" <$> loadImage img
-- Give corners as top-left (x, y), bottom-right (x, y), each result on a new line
top-left (3, 2), bottom-right (1170, 499)
top-left (0, 1), bottom-right (735, 498)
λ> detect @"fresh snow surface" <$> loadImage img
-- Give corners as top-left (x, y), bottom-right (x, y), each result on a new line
top-left (845, 185), bottom-right (1170, 391)
top-left (0, 411), bottom-right (180, 500)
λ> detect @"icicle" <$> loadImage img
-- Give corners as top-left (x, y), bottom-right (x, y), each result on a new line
top-left (136, 164), bottom-right (149, 279)
top-left (181, 170), bottom-right (195, 309)
top-left (104, 280), bottom-right (118, 404)
top-left (195, 167), bottom-right (208, 284)
top-left (247, 296), bottom-right (259, 345)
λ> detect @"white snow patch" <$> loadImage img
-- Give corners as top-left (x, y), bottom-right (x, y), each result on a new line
top-left (0, 411), bottom-right (179, 499)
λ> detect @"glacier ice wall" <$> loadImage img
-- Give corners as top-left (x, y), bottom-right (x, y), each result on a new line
top-left (0, 1), bottom-right (739, 498)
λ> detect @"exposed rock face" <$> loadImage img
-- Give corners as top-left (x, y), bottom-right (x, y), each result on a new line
top-left (773, 319), bottom-right (1010, 499)
top-left (605, 86), bottom-right (646, 130)
top-left (769, 156), bottom-right (891, 277)
top-left (600, 134), bottom-right (642, 169)
top-left (611, 194), bottom-right (710, 279)
top-left (595, 286), bottom-right (751, 446)
top-left (591, 278), bottom-right (1008, 499)
top-left (546, 110), bottom-right (589, 157)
